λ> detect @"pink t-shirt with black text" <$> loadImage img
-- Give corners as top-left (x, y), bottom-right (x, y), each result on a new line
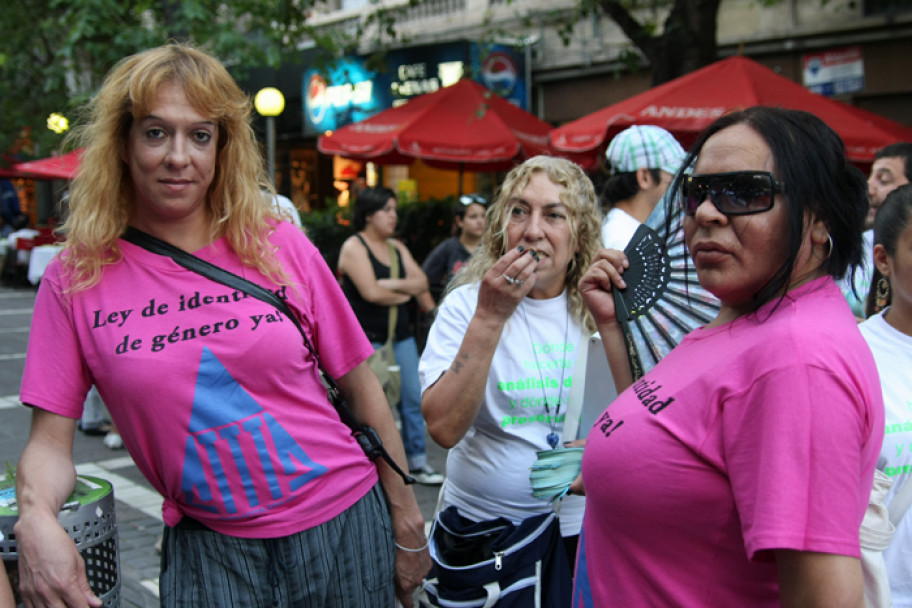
top-left (21, 222), bottom-right (378, 538)
top-left (573, 277), bottom-right (884, 606)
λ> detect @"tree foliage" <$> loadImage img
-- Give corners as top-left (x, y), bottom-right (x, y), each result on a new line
top-left (0, 0), bottom-right (323, 162)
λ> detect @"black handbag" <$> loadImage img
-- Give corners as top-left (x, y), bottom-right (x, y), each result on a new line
top-left (420, 506), bottom-right (571, 607)
top-left (122, 226), bottom-right (414, 485)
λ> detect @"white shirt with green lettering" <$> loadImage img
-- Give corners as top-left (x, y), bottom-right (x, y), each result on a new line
top-left (419, 283), bottom-right (586, 536)
top-left (860, 309), bottom-right (912, 606)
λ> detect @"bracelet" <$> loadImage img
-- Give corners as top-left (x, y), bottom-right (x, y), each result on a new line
top-left (394, 538), bottom-right (429, 552)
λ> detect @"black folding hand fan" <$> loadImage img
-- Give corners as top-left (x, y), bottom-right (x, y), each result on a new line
top-left (612, 223), bottom-right (669, 379)
top-left (612, 202), bottom-right (721, 380)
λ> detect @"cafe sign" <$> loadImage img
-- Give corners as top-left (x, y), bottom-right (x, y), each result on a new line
top-left (304, 41), bottom-right (527, 136)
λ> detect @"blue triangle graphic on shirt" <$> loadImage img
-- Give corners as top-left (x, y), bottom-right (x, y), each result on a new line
top-left (189, 347), bottom-right (264, 431)
top-left (180, 347), bottom-right (328, 515)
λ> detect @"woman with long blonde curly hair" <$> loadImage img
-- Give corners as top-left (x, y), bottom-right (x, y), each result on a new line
top-left (16, 43), bottom-right (429, 607)
top-left (418, 155), bottom-right (602, 606)
top-left (62, 42), bottom-right (283, 291)
top-left (450, 155), bottom-right (602, 333)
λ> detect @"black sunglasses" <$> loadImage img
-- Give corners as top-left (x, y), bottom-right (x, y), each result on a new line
top-left (680, 171), bottom-right (785, 216)
top-left (459, 194), bottom-right (488, 207)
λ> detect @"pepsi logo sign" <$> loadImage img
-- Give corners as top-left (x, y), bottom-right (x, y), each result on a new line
top-left (305, 73), bottom-right (328, 125)
top-left (480, 51), bottom-right (517, 97)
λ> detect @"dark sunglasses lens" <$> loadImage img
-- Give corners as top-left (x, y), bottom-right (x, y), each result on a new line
top-left (680, 178), bottom-right (703, 215)
top-left (714, 174), bottom-right (773, 214)
top-left (680, 173), bottom-right (774, 215)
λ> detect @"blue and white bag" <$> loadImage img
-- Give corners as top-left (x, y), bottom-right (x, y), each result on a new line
top-left (419, 506), bottom-right (571, 608)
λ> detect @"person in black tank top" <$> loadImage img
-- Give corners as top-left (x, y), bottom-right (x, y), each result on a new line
top-left (338, 187), bottom-right (445, 486)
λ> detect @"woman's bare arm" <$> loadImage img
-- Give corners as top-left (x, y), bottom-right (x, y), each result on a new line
top-left (776, 550), bottom-right (864, 608)
top-left (338, 236), bottom-right (411, 306)
top-left (15, 408), bottom-right (102, 607)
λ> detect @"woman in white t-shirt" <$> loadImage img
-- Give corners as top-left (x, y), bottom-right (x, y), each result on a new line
top-left (860, 183), bottom-right (912, 607)
top-left (419, 156), bottom-right (603, 604)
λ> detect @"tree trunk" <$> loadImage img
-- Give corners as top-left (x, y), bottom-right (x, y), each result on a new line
top-left (159, 0), bottom-right (189, 40)
top-left (596, 0), bottom-right (722, 86)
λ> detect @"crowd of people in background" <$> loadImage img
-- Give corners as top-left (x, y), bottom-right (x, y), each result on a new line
top-left (7, 40), bottom-right (912, 608)
top-left (842, 142), bottom-right (912, 318)
top-left (338, 186), bottom-right (444, 486)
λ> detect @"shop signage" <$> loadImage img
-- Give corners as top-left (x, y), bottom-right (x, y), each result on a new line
top-left (802, 46), bottom-right (865, 96)
top-left (303, 41), bottom-right (527, 136)
top-left (480, 51), bottom-right (518, 97)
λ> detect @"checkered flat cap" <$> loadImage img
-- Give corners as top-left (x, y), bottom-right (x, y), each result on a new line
top-left (605, 125), bottom-right (686, 176)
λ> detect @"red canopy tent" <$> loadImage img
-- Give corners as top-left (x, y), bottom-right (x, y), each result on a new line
top-left (550, 56), bottom-right (912, 170)
top-left (0, 167), bottom-right (26, 179)
top-left (318, 78), bottom-right (552, 173)
top-left (13, 149), bottom-right (83, 180)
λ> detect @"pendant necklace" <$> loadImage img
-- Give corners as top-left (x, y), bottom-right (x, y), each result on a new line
top-left (521, 301), bottom-right (570, 449)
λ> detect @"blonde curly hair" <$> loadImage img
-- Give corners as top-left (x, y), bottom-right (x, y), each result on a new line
top-left (450, 155), bottom-right (602, 332)
top-left (60, 42), bottom-right (283, 291)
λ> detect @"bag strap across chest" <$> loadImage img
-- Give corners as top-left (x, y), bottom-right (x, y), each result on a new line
top-left (122, 226), bottom-right (415, 485)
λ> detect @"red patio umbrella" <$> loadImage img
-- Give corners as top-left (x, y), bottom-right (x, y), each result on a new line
top-left (0, 166), bottom-right (26, 179)
top-left (318, 78), bottom-right (552, 173)
top-left (14, 149), bottom-right (83, 180)
top-left (550, 56), bottom-right (912, 170)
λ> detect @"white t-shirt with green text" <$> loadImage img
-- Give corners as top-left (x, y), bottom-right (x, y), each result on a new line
top-left (860, 310), bottom-right (912, 607)
top-left (419, 283), bottom-right (586, 536)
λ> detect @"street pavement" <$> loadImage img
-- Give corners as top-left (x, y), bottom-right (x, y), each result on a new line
top-left (0, 284), bottom-right (448, 606)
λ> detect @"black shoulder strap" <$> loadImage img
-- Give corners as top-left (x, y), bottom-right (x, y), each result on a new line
top-left (122, 226), bottom-right (415, 484)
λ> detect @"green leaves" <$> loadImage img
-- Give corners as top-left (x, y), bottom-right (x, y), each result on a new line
top-left (0, 0), bottom-right (319, 157)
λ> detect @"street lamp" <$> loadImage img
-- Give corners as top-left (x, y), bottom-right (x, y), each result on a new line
top-left (47, 113), bottom-right (69, 134)
top-left (254, 87), bottom-right (285, 185)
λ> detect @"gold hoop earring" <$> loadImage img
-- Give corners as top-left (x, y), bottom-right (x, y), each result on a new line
top-left (875, 277), bottom-right (891, 312)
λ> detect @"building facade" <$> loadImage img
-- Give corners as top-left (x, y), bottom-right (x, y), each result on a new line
top-left (245, 0), bottom-right (912, 207)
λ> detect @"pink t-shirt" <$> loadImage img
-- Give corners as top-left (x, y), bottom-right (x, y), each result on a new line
top-left (21, 222), bottom-right (378, 538)
top-left (573, 277), bottom-right (884, 607)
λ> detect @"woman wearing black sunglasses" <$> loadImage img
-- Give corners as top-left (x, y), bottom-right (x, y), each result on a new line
top-left (574, 106), bottom-right (882, 607)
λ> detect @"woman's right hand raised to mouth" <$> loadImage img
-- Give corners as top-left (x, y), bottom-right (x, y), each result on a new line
top-left (476, 246), bottom-right (540, 322)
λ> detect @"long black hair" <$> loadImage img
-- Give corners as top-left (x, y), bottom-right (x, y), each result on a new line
top-left (666, 106), bottom-right (868, 313)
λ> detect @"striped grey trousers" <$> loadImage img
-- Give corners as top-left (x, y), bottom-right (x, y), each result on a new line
top-left (158, 484), bottom-right (395, 607)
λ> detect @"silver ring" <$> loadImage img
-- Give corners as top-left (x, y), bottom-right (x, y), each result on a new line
top-left (503, 274), bottom-right (518, 285)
